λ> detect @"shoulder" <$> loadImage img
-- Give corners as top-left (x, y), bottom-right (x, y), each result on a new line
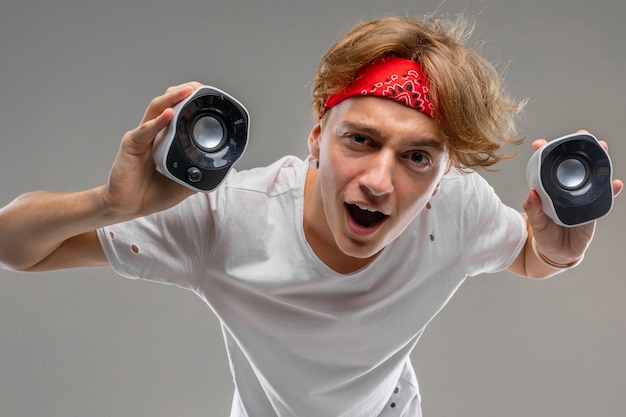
top-left (440, 168), bottom-right (494, 194)
top-left (207, 155), bottom-right (308, 225)
top-left (436, 169), bottom-right (498, 214)
top-left (429, 168), bottom-right (522, 240)
top-left (434, 169), bottom-right (526, 274)
top-left (224, 155), bottom-right (307, 196)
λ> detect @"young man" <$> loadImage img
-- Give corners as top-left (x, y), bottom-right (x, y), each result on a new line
top-left (0, 15), bottom-right (622, 417)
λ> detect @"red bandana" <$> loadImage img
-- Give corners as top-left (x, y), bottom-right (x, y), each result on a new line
top-left (321, 56), bottom-right (436, 121)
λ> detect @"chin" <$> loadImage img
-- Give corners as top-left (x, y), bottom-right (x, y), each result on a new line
top-left (336, 236), bottom-right (387, 260)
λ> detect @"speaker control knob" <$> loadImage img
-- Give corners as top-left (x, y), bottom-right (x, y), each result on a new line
top-left (186, 167), bottom-right (202, 183)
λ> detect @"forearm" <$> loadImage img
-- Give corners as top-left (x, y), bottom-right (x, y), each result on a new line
top-left (0, 185), bottom-right (124, 271)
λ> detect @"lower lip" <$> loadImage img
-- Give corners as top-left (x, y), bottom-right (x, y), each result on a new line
top-left (344, 205), bottom-right (385, 237)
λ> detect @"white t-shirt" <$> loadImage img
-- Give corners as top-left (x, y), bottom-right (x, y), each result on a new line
top-left (98, 155), bottom-right (527, 417)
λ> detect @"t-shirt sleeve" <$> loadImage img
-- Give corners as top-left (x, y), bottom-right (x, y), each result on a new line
top-left (459, 173), bottom-right (527, 276)
top-left (97, 191), bottom-right (219, 291)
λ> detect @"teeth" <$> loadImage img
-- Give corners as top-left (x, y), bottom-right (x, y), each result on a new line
top-left (356, 204), bottom-right (378, 213)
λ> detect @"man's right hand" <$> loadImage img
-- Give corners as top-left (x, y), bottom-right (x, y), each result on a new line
top-left (103, 82), bottom-right (203, 219)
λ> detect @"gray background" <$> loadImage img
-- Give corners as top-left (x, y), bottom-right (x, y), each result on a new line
top-left (0, 0), bottom-right (624, 416)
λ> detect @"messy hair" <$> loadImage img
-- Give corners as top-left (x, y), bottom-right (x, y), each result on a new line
top-left (311, 15), bottom-right (527, 170)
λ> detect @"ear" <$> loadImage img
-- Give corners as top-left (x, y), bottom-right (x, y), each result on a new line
top-left (307, 123), bottom-right (322, 159)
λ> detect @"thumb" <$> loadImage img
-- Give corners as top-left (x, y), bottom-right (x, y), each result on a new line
top-left (522, 189), bottom-right (551, 234)
top-left (122, 108), bottom-right (175, 156)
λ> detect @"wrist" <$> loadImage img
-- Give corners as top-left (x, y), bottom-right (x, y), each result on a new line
top-left (97, 184), bottom-right (151, 224)
top-left (531, 237), bottom-right (584, 270)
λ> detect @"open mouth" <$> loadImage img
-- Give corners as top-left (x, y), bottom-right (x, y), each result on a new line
top-left (345, 203), bottom-right (388, 228)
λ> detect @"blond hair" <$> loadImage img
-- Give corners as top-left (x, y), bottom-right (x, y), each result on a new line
top-left (312, 15), bottom-right (527, 170)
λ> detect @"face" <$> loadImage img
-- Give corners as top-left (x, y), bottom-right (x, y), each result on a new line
top-left (306, 96), bottom-right (450, 262)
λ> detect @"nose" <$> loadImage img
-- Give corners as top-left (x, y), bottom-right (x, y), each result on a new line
top-left (359, 150), bottom-right (395, 197)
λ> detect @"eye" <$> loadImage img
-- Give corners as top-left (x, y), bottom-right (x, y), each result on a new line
top-left (342, 133), bottom-right (372, 150)
top-left (408, 151), bottom-right (431, 167)
top-left (350, 133), bottom-right (369, 145)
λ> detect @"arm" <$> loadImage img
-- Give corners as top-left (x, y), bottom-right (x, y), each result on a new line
top-left (0, 188), bottom-right (111, 271)
top-left (0, 82), bottom-right (202, 272)
top-left (507, 138), bottom-right (623, 279)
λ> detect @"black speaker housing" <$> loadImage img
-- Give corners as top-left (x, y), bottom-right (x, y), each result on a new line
top-left (153, 86), bottom-right (249, 192)
top-left (526, 132), bottom-right (613, 227)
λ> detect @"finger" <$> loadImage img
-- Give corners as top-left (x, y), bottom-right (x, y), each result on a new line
top-left (531, 139), bottom-right (547, 151)
top-left (598, 140), bottom-right (609, 152)
top-left (613, 179), bottom-right (624, 197)
top-left (124, 108), bottom-right (175, 155)
top-left (522, 188), bottom-right (542, 216)
top-left (522, 189), bottom-right (550, 233)
top-left (140, 84), bottom-right (196, 125)
top-left (165, 81), bottom-right (203, 94)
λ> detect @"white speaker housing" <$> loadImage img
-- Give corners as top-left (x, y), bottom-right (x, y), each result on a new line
top-left (153, 85), bottom-right (249, 192)
top-left (526, 132), bottom-right (613, 227)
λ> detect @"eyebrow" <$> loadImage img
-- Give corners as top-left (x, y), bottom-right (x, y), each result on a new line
top-left (338, 121), bottom-right (445, 150)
